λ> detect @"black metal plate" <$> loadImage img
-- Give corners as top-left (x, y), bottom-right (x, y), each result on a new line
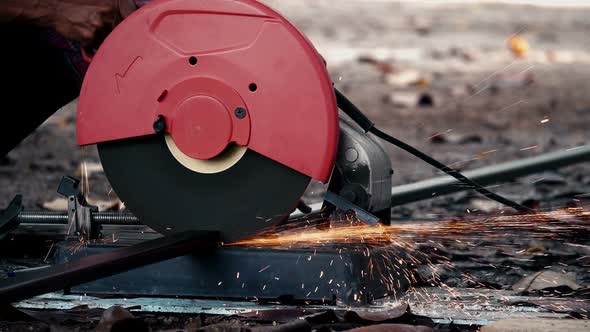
top-left (52, 242), bottom-right (407, 304)
top-left (98, 135), bottom-right (311, 242)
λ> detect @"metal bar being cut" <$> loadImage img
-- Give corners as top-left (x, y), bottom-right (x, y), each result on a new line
top-left (390, 146), bottom-right (590, 206)
top-left (0, 231), bottom-right (220, 305)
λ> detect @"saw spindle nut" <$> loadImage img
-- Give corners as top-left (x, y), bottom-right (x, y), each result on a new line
top-left (153, 115), bottom-right (167, 134)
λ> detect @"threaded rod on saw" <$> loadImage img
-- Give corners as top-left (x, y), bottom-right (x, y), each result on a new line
top-left (15, 211), bottom-right (141, 225)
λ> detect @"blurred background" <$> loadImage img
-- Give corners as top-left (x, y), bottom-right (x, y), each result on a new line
top-left (1, 0), bottom-right (590, 219)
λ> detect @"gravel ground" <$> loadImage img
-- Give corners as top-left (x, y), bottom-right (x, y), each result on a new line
top-left (0, 1), bottom-right (589, 330)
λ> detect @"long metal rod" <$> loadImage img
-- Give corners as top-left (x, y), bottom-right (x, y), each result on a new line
top-left (390, 146), bottom-right (590, 206)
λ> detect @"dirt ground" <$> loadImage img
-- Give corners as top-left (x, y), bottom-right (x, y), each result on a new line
top-left (1, 1), bottom-right (590, 331)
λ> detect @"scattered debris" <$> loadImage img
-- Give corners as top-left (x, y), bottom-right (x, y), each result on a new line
top-left (508, 297), bottom-right (590, 317)
top-left (409, 16), bottom-right (432, 36)
top-left (546, 50), bottom-right (576, 64)
top-left (429, 132), bottom-right (483, 145)
top-left (508, 35), bottom-right (530, 59)
top-left (428, 132), bottom-right (448, 144)
top-left (42, 198), bottom-right (68, 211)
top-left (417, 93), bottom-right (434, 107)
top-left (240, 309), bottom-right (323, 323)
top-left (348, 325), bottom-right (432, 332)
top-left (87, 198), bottom-right (124, 212)
top-left (490, 72), bottom-right (535, 93)
top-left (481, 318), bottom-right (590, 332)
top-left (532, 172), bottom-right (568, 188)
top-left (512, 270), bottom-right (581, 294)
top-left (449, 47), bottom-right (481, 62)
top-left (449, 85), bottom-right (468, 98)
top-left (525, 245), bottom-right (546, 255)
top-left (42, 197), bottom-right (123, 212)
top-left (344, 305), bottom-right (433, 327)
top-left (389, 91), bottom-right (420, 108)
top-left (345, 304), bottom-right (409, 323)
top-left (461, 48), bottom-right (481, 62)
top-left (385, 69), bottom-right (430, 88)
top-left (358, 56), bottom-right (395, 74)
top-left (470, 198), bottom-right (503, 213)
top-left (101, 307), bottom-right (149, 332)
top-left (97, 306), bottom-right (135, 332)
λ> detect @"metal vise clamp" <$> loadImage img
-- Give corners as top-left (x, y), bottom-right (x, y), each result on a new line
top-left (57, 176), bottom-right (101, 239)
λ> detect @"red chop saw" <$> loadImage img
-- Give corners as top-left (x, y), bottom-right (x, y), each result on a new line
top-left (77, 0), bottom-right (393, 242)
top-left (0, 0), bottom-right (556, 306)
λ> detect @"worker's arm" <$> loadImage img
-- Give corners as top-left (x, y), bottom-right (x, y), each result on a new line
top-left (0, 0), bottom-right (136, 47)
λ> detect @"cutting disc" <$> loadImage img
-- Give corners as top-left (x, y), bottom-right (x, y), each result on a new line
top-left (98, 135), bottom-right (310, 242)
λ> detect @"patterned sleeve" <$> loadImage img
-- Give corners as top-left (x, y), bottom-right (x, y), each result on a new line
top-left (43, 0), bottom-right (153, 84)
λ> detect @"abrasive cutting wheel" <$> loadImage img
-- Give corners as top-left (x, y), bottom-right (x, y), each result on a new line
top-left (98, 136), bottom-right (310, 242)
top-left (77, 0), bottom-right (339, 242)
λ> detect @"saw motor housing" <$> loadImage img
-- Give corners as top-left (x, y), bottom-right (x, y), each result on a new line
top-left (330, 117), bottom-right (393, 223)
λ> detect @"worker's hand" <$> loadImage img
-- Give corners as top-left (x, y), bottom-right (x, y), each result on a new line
top-left (49, 0), bottom-right (137, 48)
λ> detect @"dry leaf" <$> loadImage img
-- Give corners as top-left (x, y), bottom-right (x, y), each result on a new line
top-left (348, 324), bottom-right (432, 332)
top-left (508, 35), bottom-right (530, 59)
top-left (513, 270), bottom-right (580, 293)
top-left (388, 91), bottom-right (420, 108)
top-left (96, 306), bottom-right (135, 332)
top-left (546, 50), bottom-right (576, 64)
top-left (385, 69), bottom-right (425, 87)
top-left (42, 198), bottom-right (68, 211)
top-left (358, 56), bottom-right (395, 74)
top-left (42, 197), bottom-right (122, 212)
top-left (482, 318), bottom-right (590, 332)
top-left (525, 245), bottom-right (546, 254)
top-left (86, 198), bottom-right (124, 212)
